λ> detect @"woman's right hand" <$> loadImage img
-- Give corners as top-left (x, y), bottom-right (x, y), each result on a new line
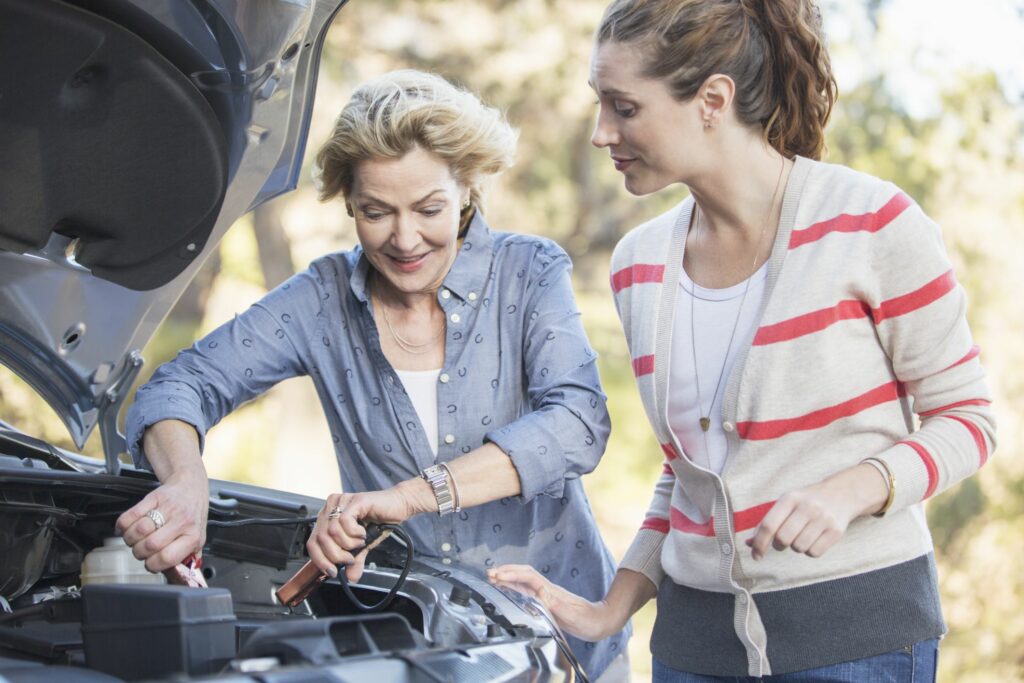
top-left (487, 564), bottom-right (622, 641)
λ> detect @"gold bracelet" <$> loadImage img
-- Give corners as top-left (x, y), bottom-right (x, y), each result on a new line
top-left (439, 462), bottom-right (462, 513)
top-left (864, 457), bottom-right (895, 517)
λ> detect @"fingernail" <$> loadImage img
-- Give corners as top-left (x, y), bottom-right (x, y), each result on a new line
top-left (328, 567), bottom-right (337, 578)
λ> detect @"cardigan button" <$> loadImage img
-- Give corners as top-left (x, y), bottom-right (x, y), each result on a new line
top-left (722, 421), bottom-right (735, 433)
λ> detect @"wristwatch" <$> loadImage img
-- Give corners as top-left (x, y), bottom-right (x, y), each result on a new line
top-left (421, 464), bottom-right (456, 516)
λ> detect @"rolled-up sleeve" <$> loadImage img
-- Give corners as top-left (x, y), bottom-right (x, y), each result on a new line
top-left (125, 270), bottom-right (321, 469)
top-left (485, 246), bottom-right (611, 500)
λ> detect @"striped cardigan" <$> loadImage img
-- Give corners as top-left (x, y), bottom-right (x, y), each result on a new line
top-left (611, 157), bottom-right (995, 676)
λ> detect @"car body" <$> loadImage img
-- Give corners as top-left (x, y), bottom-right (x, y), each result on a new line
top-left (0, 1), bottom-right (577, 680)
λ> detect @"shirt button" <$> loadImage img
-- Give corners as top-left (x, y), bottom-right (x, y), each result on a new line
top-left (387, 376), bottom-right (394, 385)
top-left (468, 292), bottom-right (477, 301)
top-left (441, 542), bottom-right (452, 552)
top-left (444, 434), bottom-right (455, 444)
top-left (721, 542), bottom-right (733, 555)
top-left (738, 593), bottom-right (748, 605)
top-left (442, 558), bottom-right (452, 565)
top-left (441, 289), bottom-right (451, 299)
top-left (450, 313), bottom-right (461, 324)
top-left (439, 373), bottom-right (450, 384)
top-left (722, 421), bottom-right (735, 433)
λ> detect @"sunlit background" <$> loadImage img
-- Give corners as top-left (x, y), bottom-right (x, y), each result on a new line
top-left (2, 0), bottom-right (1022, 680)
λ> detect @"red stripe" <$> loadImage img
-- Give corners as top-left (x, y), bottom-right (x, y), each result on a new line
top-left (737, 380), bottom-right (904, 440)
top-left (753, 270), bottom-right (956, 346)
top-left (944, 345), bottom-right (980, 371)
top-left (789, 192), bottom-right (912, 249)
top-left (754, 300), bottom-right (871, 345)
top-left (632, 354), bottom-right (655, 377)
top-left (668, 501), bottom-right (777, 536)
top-left (873, 270), bottom-right (956, 323)
top-left (660, 442), bottom-right (679, 461)
top-left (641, 517), bottom-right (670, 534)
top-left (669, 507), bottom-right (715, 536)
top-left (662, 463), bottom-right (675, 475)
top-left (918, 398), bottom-right (991, 418)
top-left (901, 440), bottom-right (938, 499)
top-left (733, 501), bottom-right (775, 532)
top-left (942, 415), bottom-right (989, 467)
top-left (611, 264), bottom-right (665, 293)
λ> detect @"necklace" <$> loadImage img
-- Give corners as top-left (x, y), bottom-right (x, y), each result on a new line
top-left (370, 277), bottom-right (446, 355)
top-left (377, 301), bottom-right (445, 354)
top-left (690, 158), bottom-right (786, 433)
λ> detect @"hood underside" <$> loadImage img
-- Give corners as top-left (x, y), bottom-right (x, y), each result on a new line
top-left (0, 0), bottom-right (347, 464)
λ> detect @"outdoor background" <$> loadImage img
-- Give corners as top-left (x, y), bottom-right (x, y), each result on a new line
top-left (2, 0), bottom-right (1022, 680)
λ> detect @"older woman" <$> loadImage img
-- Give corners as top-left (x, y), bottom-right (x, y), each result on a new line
top-left (115, 70), bottom-right (628, 680)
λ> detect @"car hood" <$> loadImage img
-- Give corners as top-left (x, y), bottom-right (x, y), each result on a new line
top-left (0, 0), bottom-right (347, 470)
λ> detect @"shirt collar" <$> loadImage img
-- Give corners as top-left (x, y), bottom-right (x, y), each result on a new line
top-left (348, 211), bottom-right (494, 308)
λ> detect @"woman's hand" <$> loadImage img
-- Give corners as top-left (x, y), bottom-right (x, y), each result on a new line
top-left (747, 462), bottom-right (890, 560)
top-left (116, 468), bottom-right (209, 572)
top-left (487, 565), bottom-right (622, 641)
top-left (306, 479), bottom-right (433, 582)
top-left (115, 421), bottom-right (209, 572)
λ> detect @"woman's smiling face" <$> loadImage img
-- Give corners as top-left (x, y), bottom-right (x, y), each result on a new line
top-left (589, 40), bottom-right (705, 195)
top-left (349, 145), bottom-right (469, 299)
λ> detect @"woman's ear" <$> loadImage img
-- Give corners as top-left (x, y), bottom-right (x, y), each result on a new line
top-left (698, 73), bottom-right (735, 129)
top-left (345, 203), bottom-right (354, 218)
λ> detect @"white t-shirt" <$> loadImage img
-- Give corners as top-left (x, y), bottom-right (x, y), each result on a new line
top-left (668, 262), bottom-right (768, 474)
top-left (395, 368), bottom-right (441, 458)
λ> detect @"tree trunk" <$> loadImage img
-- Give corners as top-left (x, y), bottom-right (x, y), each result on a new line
top-left (252, 198), bottom-right (295, 290)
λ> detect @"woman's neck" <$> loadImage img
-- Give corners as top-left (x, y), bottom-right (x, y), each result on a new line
top-left (688, 138), bottom-right (792, 242)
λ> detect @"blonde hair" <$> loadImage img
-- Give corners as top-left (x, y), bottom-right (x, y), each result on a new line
top-left (314, 70), bottom-right (518, 210)
top-left (597, 0), bottom-right (837, 160)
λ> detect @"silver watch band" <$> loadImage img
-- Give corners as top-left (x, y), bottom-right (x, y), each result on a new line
top-left (421, 464), bottom-right (455, 516)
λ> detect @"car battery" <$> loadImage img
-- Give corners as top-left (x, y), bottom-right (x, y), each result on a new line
top-left (81, 583), bottom-right (236, 681)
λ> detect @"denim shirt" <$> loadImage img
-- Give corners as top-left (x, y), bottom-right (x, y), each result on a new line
top-left (126, 213), bottom-right (628, 677)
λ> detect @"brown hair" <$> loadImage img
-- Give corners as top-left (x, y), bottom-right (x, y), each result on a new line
top-left (314, 70), bottom-right (517, 209)
top-left (597, 0), bottom-right (837, 160)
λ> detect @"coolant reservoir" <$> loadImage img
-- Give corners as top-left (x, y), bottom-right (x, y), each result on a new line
top-left (80, 537), bottom-right (165, 586)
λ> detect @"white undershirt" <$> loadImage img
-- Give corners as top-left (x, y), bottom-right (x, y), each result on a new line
top-left (395, 368), bottom-right (441, 458)
top-left (668, 262), bottom-right (768, 474)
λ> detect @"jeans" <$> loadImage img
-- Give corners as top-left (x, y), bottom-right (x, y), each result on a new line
top-left (652, 639), bottom-right (939, 683)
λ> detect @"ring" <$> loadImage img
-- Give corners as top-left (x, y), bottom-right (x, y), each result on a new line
top-left (328, 505), bottom-right (345, 520)
top-left (146, 509), bottom-right (166, 530)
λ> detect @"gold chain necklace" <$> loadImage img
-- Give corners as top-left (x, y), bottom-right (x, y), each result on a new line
top-left (690, 158), bottom-right (786, 433)
top-left (370, 275), bottom-right (446, 355)
top-left (377, 300), bottom-right (446, 355)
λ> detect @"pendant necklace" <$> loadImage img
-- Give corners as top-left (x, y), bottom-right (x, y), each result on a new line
top-left (690, 158), bottom-right (786, 434)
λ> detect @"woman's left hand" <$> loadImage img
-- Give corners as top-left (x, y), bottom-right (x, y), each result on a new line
top-left (307, 481), bottom-right (427, 582)
top-left (747, 462), bottom-right (889, 560)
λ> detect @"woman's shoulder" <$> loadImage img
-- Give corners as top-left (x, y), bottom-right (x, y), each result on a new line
top-left (798, 157), bottom-right (907, 217)
top-left (611, 199), bottom-right (688, 272)
top-left (490, 230), bottom-right (571, 273)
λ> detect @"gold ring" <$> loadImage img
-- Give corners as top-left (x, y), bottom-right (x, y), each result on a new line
top-left (327, 505), bottom-right (345, 520)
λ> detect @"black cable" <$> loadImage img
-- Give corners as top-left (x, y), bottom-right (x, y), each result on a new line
top-left (338, 523), bottom-right (414, 612)
top-left (207, 515), bottom-right (318, 527)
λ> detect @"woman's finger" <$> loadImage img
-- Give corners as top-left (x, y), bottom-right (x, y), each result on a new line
top-left (750, 496), bottom-right (795, 559)
top-left (144, 533), bottom-right (199, 573)
top-left (790, 518), bottom-right (827, 554)
top-left (306, 535), bottom-right (337, 577)
top-left (771, 509), bottom-right (810, 552)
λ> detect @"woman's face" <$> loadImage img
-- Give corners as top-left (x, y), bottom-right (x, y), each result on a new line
top-left (349, 146), bottom-right (469, 299)
top-left (589, 40), bottom-right (704, 195)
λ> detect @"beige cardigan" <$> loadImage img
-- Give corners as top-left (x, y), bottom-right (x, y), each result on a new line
top-left (610, 156), bottom-right (994, 676)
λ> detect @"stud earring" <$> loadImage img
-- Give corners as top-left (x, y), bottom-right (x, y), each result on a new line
top-left (703, 119), bottom-right (713, 129)
top-left (462, 200), bottom-right (471, 210)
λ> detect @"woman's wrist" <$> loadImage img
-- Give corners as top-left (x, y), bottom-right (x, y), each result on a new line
top-left (397, 476), bottom-right (439, 517)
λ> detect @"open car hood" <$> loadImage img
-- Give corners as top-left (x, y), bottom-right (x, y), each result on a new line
top-left (0, 0), bottom-right (347, 470)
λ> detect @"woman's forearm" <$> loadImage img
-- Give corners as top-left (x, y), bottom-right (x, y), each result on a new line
top-left (603, 567), bottom-right (658, 629)
top-left (141, 419), bottom-right (207, 484)
top-left (397, 442), bottom-right (521, 515)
